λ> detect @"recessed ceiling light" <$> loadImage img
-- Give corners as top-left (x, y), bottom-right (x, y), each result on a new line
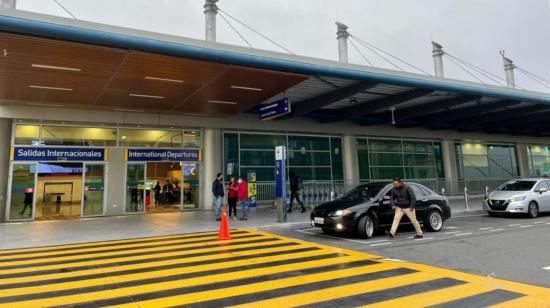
top-left (145, 76), bottom-right (184, 83)
top-left (208, 100), bottom-right (237, 105)
top-left (121, 136), bottom-right (127, 139)
top-left (112, 108), bottom-right (145, 113)
top-left (137, 125), bottom-right (141, 128)
top-left (26, 102), bottom-right (65, 107)
top-left (231, 85), bottom-right (263, 91)
top-left (29, 85), bottom-right (73, 91)
top-left (184, 113), bottom-right (211, 117)
top-left (170, 126), bottom-right (174, 129)
top-left (129, 93), bottom-right (164, 99)
top-left (32, 64), bottom-right (81, 72)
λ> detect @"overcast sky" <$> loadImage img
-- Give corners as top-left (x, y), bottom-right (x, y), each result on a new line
top-left (15, 0), bottom-right (550, 93)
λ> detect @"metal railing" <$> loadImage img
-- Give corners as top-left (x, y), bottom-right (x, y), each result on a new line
top-left (255, 178), bottom-right (512, 208)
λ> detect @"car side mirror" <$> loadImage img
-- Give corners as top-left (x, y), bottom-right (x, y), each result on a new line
top-left (383, 195), bottom-right (391, 200)
top-left (539, 187), bottom-right (548, 193)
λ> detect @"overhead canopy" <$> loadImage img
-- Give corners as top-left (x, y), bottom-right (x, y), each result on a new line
top-left (1, 9), bottom-right (550, 135)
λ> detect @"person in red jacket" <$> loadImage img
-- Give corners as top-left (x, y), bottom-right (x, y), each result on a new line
top-left (237, 176), bottom-right (249, 221)
top-left (227, 176), bottom-right (239, 220)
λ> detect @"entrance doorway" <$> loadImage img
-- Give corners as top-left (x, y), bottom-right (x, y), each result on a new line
top-left (147, 162), bottom-right (183, 213)
top-left (125, 161), bottom-right (200, 215)
top-left (35, 162), bottom-right (83, 220)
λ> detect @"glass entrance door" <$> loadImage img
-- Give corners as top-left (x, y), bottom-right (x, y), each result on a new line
top-left (182, 163), bottom-right (200, 210)
top-left (82, 164), bottom-right (106, 217)
top-left (7, 163), bottom-right (37, 221)
top-left (126, 163), bottom-right (145, 213)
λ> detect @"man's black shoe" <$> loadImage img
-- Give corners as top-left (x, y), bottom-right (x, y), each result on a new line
top-left (387, 231), bottom-right (395, 239)
top-left (414, 234), bottom-right (424, 239)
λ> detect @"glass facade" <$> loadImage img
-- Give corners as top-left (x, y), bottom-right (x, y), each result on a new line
top-left (223, 132), bottom-right (343, 182)
top-left (455, 143), bottom-right (518, 179)
top-left (13, 124), bottom-right (200, 148)
top-left (357, 138), bottom-right (444, 181)
top-left (528, 145), bottom-right (550, 176)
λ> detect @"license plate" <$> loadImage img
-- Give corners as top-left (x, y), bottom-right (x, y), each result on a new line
top-left (314, 217), bottom-right (324, 224)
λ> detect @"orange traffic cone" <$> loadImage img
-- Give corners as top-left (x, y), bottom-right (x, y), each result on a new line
top-left (218, 207), bottom-right (232, 240)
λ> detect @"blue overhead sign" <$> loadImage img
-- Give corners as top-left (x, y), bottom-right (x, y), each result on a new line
top-left (259, 98), bottom-right (291, 120)
top-left (127, 149), bottom-right (201, 162)
top-left (11, 147), bottom-right (106, 161)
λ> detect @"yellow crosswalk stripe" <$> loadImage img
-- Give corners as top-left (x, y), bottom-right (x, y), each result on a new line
top-left (0, 255), bottom-right (375, 307)
top-left (0, 230), bottom-right (221, 255)
top-left (0, 233), bottom-right (267, 267)
top-left (0, 242), bottom-right (313, 286)
top-left (488, 296), bottom-right (550, 308)
top-left (0, 249), bottom-right (342, 297)
top-left (362, 283), bottom-right (495, 308)
top-left (0, 229), bottom-right (549, 308)
top-left (119, 271), bottom-right (439, 308)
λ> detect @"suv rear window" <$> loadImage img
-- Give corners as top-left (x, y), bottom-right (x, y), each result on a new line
top-left (497, 180), bottom-right (536, 191)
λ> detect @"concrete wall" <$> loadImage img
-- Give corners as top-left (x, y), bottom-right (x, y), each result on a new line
top-left (0, 118), bottom-right (11, 222)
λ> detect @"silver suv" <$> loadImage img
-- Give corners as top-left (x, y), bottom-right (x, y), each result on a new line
top-left (485, 178), bottom-right (550, 218)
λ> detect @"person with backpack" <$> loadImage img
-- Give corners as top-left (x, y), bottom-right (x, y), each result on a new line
top-left (237, 176), bottom-right (249, 220)
top-left (288, 170), bottom-right (306, 213)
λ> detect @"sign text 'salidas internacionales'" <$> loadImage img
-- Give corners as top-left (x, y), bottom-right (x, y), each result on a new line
top-left (12, 147), bottom-right (106, 161)
top-left (126, 149), bottom-right (201, 162)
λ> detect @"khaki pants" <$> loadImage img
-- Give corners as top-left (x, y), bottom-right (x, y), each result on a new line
top-left (390, 207), bottom-right (423, 236)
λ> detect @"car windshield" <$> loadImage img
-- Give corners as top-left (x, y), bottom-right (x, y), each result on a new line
top-left (341, 183), bottom-right (387, 201)
top-left (497, 180), bottom-right (536, 191)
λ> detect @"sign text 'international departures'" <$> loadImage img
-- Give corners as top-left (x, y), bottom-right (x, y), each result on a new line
top-left (12, 147), bottom-right (106, 161)
top-left (127, 149), bottom-right (201, 162)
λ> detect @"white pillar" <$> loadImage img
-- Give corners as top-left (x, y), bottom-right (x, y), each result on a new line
top-left (201, 128), bottom-right (222, 210)
top-left (441, 140), bottom-right (459, 195)
top-left (432, 42), bottom-right (444, 78)
top-left (336, 22), bottom-right (350, 63)
top-left (0, 0), bottom-right (16, 9)
top-left (515, 144), bottom-right (530, 177)
top-left (501, 52), bottom-right (516, 88)
top-left (0, 118), bottom-right (12, 222)
top-left (204, 0), bottom-right (218, 42)
top-left (342, 135), bottom-right (359, 186)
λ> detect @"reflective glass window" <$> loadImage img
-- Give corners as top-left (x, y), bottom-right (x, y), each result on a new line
top-left (119, 129), bottom-right (182, 148)
top-left (14, 125), bottom-right (40, 145)
top-left (41, 126), bottom-right (117, 146)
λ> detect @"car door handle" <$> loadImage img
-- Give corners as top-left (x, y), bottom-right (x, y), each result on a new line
top-left (421, 199), bottom-right (428, 202)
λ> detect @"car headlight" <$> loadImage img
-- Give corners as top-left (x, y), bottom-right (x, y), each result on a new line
top-left (510, 196), bottom-right (526, 202)
top-left (332, 209), bottom-right (351, 216)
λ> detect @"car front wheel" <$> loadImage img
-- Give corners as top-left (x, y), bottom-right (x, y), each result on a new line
top-left (528, 202), bottom-right (539, 218)
top-left (425, 210), bottom-right (444, 232)
top-left (357, 214), bottom-right (375, 239)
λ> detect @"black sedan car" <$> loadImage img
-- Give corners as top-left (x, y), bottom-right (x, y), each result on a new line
top-left (310, 182), bottom-right (452, 238)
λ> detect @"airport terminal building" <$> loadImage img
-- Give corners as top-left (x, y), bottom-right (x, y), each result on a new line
top-left (1, 9), bottom-right (550, 222)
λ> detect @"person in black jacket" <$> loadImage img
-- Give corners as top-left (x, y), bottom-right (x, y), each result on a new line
top-left (287, 170), bottom-right (306, 213)
top-left (388, 178), bottom-right (423, 239)
top-left (212, 173), bottom-right (224, 221)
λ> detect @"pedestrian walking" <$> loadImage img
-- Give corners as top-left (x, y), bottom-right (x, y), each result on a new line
top-left (288, 170), bottom-right (306, 213)
top-left (387, 178), bottom-right (423, 239)
top-left (20, 190), bottom-right (33, 217)
top-left (227, 176), bottom-right (239, 220)
top-left (237, 176), bottom-right (249, 220)
top-left (212, 173), bottom-right (224, 221)
top-left (153, 181), bottom-right (161, 207)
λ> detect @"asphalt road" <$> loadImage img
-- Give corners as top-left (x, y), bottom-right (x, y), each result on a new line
top-left (270, 212), bottom-right (550, 288)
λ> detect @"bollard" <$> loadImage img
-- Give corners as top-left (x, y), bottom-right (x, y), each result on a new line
top-left (330, 190), bottom-right (335, 201)
top-left (464, 187), bottom-right (470, 211)
top-left (441, 188), bottom-right (445, 196)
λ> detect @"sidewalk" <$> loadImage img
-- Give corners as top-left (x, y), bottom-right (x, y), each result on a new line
top-left (0, 197), bottom-right (485, 250)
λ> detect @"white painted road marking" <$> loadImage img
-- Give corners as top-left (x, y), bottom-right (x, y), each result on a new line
top-left (296, 229), bottom-right (373, 244)
top-left (414, 237), bottom-right (434, 241)
top-left (543, 266), bottom-right (550, 271)
top-left (489, 228), bottom-right (505, 232)
top-left (444, 231), bottom-right (461, 235)
top-left (370, 242), bottom-right (393, 247)
top-left (508, 224), bottom-right (521, 227)
top-left (478, 227), bottom-right (494, 230)
top-left (445, 226), bottom-right (460, 229)
top-left (533, 221), bottom-right (545, 224)
top-left (454, 232), bottom-right (473, 237)
top-left (520, 225), bottom-right (533, 228)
